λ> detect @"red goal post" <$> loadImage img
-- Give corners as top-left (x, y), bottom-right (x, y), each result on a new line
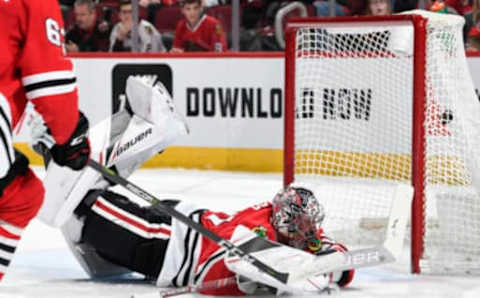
top-left (284, 12), bottom-right (480, 274)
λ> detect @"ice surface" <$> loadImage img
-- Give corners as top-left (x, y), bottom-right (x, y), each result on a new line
top-left (2, 167), bottom-right (480, 298)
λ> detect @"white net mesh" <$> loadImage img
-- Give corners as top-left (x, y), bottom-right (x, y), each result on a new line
top-left (289, 11), bottom-right (480, 274)
top-left (420, 10), bottom-right (480, 274)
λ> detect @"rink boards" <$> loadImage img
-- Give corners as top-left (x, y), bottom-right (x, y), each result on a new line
top-left (12, 52), bottom-right (480, 172)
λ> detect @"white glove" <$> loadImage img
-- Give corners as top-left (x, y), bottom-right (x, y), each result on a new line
top-left (236, 275), bottom-right (260, 295)
top-left (275, 274), bottom-right (340, 296)
top-left (276, 274), bottom-right (328, 295)
top-left (225, 226), bottom-right (345, 295)
top-left (28, 111), bottom-right (55, 153)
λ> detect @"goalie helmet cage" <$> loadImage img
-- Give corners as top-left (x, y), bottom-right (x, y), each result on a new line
top-left (284, 11), bottom-right (480, 275)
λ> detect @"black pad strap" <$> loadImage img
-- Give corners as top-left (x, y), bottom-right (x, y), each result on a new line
top-left (0, 150), bottom-right (29, 196)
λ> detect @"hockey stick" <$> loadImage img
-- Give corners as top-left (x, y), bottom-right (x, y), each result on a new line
top-left (89, 159), bottom-right (412, 292)
top-left (313, 183), bottom-right (413, 274)
top-left (87, 159), bottom-right (290, 285)
top-left (160, 276), bottom-right (237, 297)
top-left (131, 276), bottom-right (237, 298)
top-left (131, 184), bottom-right (412, 297)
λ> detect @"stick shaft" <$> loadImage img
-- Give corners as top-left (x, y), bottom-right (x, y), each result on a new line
top-left (88, 159), bottom-right (289, 284)
top-left (160, 276), bottom-right (237, 297)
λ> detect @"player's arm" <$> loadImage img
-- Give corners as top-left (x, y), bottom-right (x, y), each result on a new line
top-left (211, 20), bottom-right (227, 52)
top-left (19, 0), bottom-right (89, 170)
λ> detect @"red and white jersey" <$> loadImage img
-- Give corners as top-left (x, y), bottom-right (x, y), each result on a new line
top-left (172, 15), bottom-right (227, 52)
top-left (156, 201), bottom-right (276, 295)
top-left (157, 201), bottom-right (354, 295)
top-left (196, 201), bottom-right (276, 295)
top-left (0, 0), bottom-right (79, 146)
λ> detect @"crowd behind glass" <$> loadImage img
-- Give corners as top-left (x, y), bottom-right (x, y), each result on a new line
top-left (59, 0), bottom-right (480, 52)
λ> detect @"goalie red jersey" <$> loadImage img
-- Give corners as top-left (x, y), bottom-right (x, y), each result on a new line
top-left (158, 202), bottom-right (354, 295)
top-left (196, 202), bottom-right (277, 295)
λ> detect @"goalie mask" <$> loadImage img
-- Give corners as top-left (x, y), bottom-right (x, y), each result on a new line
top-left (271, 186), bottom-right (325, 250)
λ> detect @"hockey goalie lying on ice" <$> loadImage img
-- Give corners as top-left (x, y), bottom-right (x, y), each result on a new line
top-left (29, 76), bottom-right (355, 295)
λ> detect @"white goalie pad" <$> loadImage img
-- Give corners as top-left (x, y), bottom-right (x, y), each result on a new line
top-left (37, 75), bottom-right (189, 227)
top-left (37, 119), bottom-right (109, 227)
top-left (224, 225), bottom-right (344, 295)
top-left (105, 76), bottom-right (189, 171)
top-left (125, 75), bottom-right (188, 130)
top-left (39, 167), bottom-right (100, 227)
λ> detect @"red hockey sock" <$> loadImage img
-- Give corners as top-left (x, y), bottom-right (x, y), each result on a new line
top-left (0, 224), bottom-right (22, 282)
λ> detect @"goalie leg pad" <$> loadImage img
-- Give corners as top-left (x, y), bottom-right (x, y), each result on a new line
top-left (80, 190), bottom-right (178, 279)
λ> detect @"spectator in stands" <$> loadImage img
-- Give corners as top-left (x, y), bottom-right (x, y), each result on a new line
top-left (467, 4), bottom-right (480, 50)
top-left (393, 0), bottom-right (418, 12)
top-left (448, 1), bottom-right (476, 45)
top-left (430, 0), bottom-right (453, 13)
top-left (170, 0), bottom-right (227, 52)
top-left (314, 0), bottom-right (369, 16)
top-left (430, 0), bottom-right (474, 14)
top-left (140, 0), bottom-right (162, 6)
top-left (139, 0), bottom-right (163, 24)
top-left (110, 0), bottom-right (166, 52)
top-left (313, 0), bottom-right (350, 16)
top-left (444, 0), bottom-right (473, 14)
top-left (467, 19), bottom-right (480, 50)
top-left (65, 0), bottom-right (111, 52)
top-left (364, 0), bottom-right (392, 15)
top-left (60, 0), bottom-right (76, 27)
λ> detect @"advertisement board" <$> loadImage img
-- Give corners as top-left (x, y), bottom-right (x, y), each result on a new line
top-left (13, 53), bottom-right (480, 171)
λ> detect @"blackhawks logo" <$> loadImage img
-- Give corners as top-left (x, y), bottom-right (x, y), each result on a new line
top-left (307, 238), bottom-right (322, 253)
top-left (215, 24), bottom-right (223, 35)
top-left (252, 226), bottom-right (267, 238)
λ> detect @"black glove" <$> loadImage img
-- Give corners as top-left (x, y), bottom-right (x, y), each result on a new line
top-left (50, 111), bottom-right (90, 170)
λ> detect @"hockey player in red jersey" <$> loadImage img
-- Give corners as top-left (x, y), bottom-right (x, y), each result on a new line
top-left (0, 0), bottom-right (90, 281)
top-left (30, 78), bottom-right (352, 294)
top-left (63, 185), bottom-right (354, 295)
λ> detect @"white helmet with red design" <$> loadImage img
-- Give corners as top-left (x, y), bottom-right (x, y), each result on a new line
top-left (271, 186), bottom-right (325, 250)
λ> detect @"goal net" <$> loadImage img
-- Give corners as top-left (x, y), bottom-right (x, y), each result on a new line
top-left (284, 10), bottom-right (480, 274)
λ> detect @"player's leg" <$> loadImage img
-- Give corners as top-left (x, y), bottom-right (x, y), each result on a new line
top-left (0, 153), bottom-right (44, 281)
top-left (74, 189), bottom-right (177, 280)
top-left (1, 94), bottom-right (45, 281)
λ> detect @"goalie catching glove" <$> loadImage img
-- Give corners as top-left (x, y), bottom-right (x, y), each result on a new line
top-left (225, 225), bottom-right (344, 296)
top-left (31, 111), bottom-right (90, 170)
